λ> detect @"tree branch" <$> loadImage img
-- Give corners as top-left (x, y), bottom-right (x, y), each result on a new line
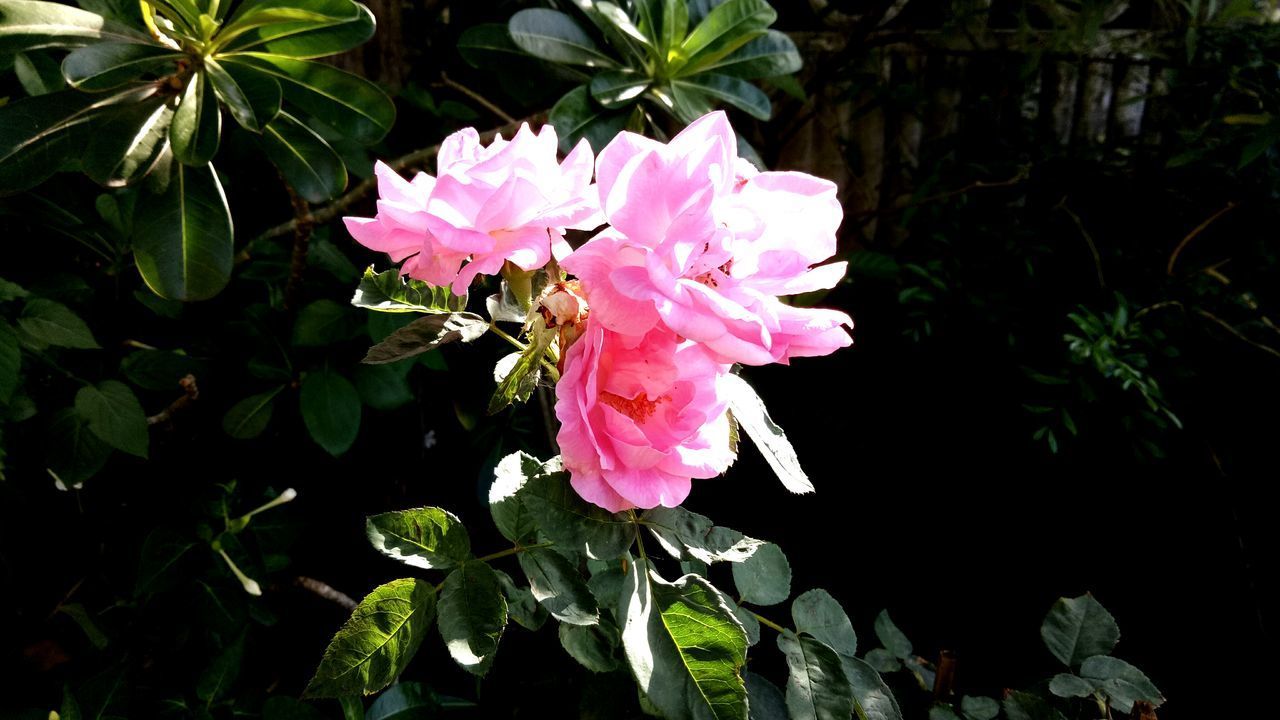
top-left (147, 374), bottom-right (199, 426)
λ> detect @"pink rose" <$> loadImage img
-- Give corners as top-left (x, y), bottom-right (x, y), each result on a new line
top-left (565, 111), bottom-right (853, 365)
top-left (344, 123), bottom-right (601, 294)
top-left (554, 321), bottom-right (734, 512)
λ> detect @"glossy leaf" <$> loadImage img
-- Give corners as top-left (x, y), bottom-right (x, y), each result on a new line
top-left (366, 507), bottom-right (472, 570)
top-left (0, 0), bottom-right (151, 53)
top-left (170, 70), bottom-right (221, 165)
top-left (361, 312), bottom-right (487, 365)
top-left (660, 0), bottom-right (688, 54)
top-left (792, 589), bottom-right (856, 657)
top-left (457, 22), bottom-right (525, 68)
top-left (221, 4), bottom-right (375, 58)
top-left (17, 298), bottom-right (98, 348)
top-left (722, 373), bottom-right (813, 493)
top-left (508, 8), bottom-right (617, 68)
top-left (702, 30), bottom-right (800, 79)
top-left (559, 622), bottom-right (619, 673)
top-left (842, 655), bottom-right (904, 720)
top-left (75, 379), bottom-right (148, 458)
top-left (679, 0), bottom-right (774, 74)
top-left (205, 57), bottom-right (281, 132)
top-left (437, 560), bottom-right (507, 676)
top-left (300, 367), bottom-right (361, 455)
top-left (83, 96), bottom-right (175, 186)
top-left (14, 50), bottom-right (64, 94)
top-left (778, 631), bottom-right (855, 720)
top-left (519, 461), bottom-right (633, 560)
top-left (548, 84), bottom-right (630, 153)
top-left (304, 578), bottom-right (437, 698)
top-left (518, 546), bottom-right (599, 625)
top-left (133, 160), bottom-right (233, 301)
top-left (619, 560), bottom-right (749, 720)
top-left (674, 72), bottom-right (770, 119)
top-left (351, 266), bottom-right (467, 314)
top-left (261, 111), bottom-right (348, 202)
top-left (732, 542), bottom-right (790, 606)
top-left (640, 506), bottom-right (763, 564)
top-left (1040, 594), bottom-right (1120, 667)
top-left (222, 387), bottom-right (283, 439)
top-left (216, 0), bottom-right (360, 48)
top-left (366, 682), bottom-right (439, 720)
top-left (589, 69), bottom-right (650, 109)
top-left (61, 42), bottom-right (182, 90)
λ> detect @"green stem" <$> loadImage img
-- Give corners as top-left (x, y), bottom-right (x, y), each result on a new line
top-left (474, 541), bottom-right (554, 564)
top-left (750, 610), bottom-right (789, 634)
top-left (489, 323), bottom-right (526, 351)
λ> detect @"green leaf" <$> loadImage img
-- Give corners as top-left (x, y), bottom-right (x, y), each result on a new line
top-left (960, 696), bottom-right (1000, 720)
top-left (1079, 656), bottom-right (1163, 713)
top-left (842, 655), bottom-right (904, 720)
top-left (518, 546), bottom-right (599, 625)
top-left (874, 610), bottom-right (913, 659)
top-left (197, 632), bottom-right (246, 701)
top-left (222, 387), bottom-right (283, 439)
top-left (559, 621), bottom-right (619, 672)
top-left (262, 111), bottom-right (347, 202)
top-left (619, 560), bottom-right (749, 720)
top-left (133, 160), bottom-right (233, 301)
top-left (489, 451), bottom-right (541, 544)
top-left (1048, 674), bottom-right (1096, 699)
top-left (354, 363), bottom-right (413, 411)
top-left (487, 323), bottom-right (553, 414)
top-left (678, 0), bottom-right (774, 74)
top-left (589, 69), bottom-right (650, 109)
top-left (0, 0), bottom-right (151, 53)
top-left (170, 71), bottom-right (221, 165)
top-left (74, 380), bottom-right (148, 458)
top-left (62, 42), bottom-right (182, 90)
top-left (0, 320), bottom-right (20, 404)
top-left (594, 2), bottom-right (652, 49)
top-left (220, 53), bottom-right (394, 144)
top-left (1039, 594), bottom-right (1120, 667)
top-left (792, 589), bottom-right (856, 657)
top-left (361, 312), bottom-right (487, 365)
top-left (58, 603), bottom-right (107, 649)
top-left (46, 408), bottom-right (111, 485)
top-left (221, 3), bottom-right (374, 58)
top-left (437, 560), bottom-right (507, 676)
top-left (366, 682), bottom-right (439, 720)
top-left (745, 671), bottom-right (787, 720)
top-left (293, 298), bottom-right (358, 346)
top-left (1002, 691), bottom-right (1066, 720)
top-left (14, 50), bottom-right (65, 95)
top-left (339, 696), bottom-right (365, 720)
top-left (205, 56), bottom-right (281, 132)
top-left (456, 22), bottom-right (528, 68)
top-left (673, 73), bottom-right (770, 119)
top-left (300, 367), bottom-right (361, 455)
top-left (0, 276), bottom-right (28, 301)
top-left (930, 705), bottom-right (962, 720)
top-left (519, 460), bottom-right (634, 559)
top-left (135, 525), bottom-right (195, 595)
top-left (352, 266), bottom-right (467, 313)
top-left (495, 569), bottom-right (546, 631)
top-left (508, 8), bottom-right (617, 68)
top-left (263, 697), bottom-right (326, 720)
top-left (304, 578), bottom-right (437, 698)
top-left (731, 542), bottom-right (790, 606)
top-left (17, 298), bottom-right (98, 348)
top-left (640, 506), bottom-right (763, 564)
top-left (722, 374), bottom-right (812, 494)
top-left (549, 84), bottom-right (630, 154)
top-left (660, 0), bottom-right (688, 54)
top-left (701, 30), bottom-right (800, 79)
top-left (216, 0), bottom-right (360, 48)
top-left (777, 630), bottom-right (854, 720)
top-left (83, 96), bottom-right (175, 186)
top-left (366, 507), bottom-right (472, 570)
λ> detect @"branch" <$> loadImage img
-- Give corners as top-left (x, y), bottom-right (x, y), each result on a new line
top-left (439, 72), bottom-right (518, 124)
top-left (1166, 201), bottom-right (1237, 276)
top-left (294, 576), bottom-right (357, 610)
top-left (283, 182), bottom-right (313, 312)
top-left (147, 374), bottom-right (199, 426)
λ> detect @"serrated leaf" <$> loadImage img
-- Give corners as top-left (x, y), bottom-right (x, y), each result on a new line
top-left (792, 589), bottom-right (856, 657)
top-left (489, 451), bottom-right (541, 543)
top-left (777, 630), bottom-right (855, 720)
top-left (519, 463), bottom-right (633, 560)
top-left (487, 323), bottom-right (553, 414)
top-left (960, 696), bottom-right (1000, 720)
top-left (75, 379), bottom-right (148, 458)
top-left (842, 655), bottom-right (904, 720)
top-left (305, 578), bottom-right (437, 698)
top-left (559, 621), bottom-right (619, 672)
top-left (361, 312), bottom-right (487, 365)
top-left (1048, 674), bottom-right (1096, 699)
top-left (874, 610), bottom-right (913, 659)
top-left (1079, 656), bottom-right (1163, 713)
top-left (495, 569), bottom-right (546, 631)
top-left (641, 506), bottom-right (763, 564)
top-left (366, 507), bottom-right (471, 570)
top-left (437, 560), bottom-right (507, 676)
top-left (1002, 691), bottom-right (1066, 720)
top-left (732, 542), bottom-right (790, 606)
top-left (722, 373), bottom-right (812, 494)
top-left (518, 546), bottom-right (599, 625)
top-left (1040, 594), bottom-right (1120, 667)
top-left (352, 266), bottom-right (468, 314)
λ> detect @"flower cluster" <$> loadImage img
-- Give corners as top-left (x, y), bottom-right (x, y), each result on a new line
top-left (346, 112), bottom-right (851, 512)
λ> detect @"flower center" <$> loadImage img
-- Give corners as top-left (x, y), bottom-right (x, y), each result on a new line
top-left (599, 391), bottom-right (667, 423)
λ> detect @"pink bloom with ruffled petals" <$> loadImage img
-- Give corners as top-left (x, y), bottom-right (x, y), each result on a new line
top-left (554, 322), bottom-right (734, 512)
top-left (344, 124), bottom-right (600, 294)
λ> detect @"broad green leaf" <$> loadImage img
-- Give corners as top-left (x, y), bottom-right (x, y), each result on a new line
top-left (216, 0), bottom-right (359, 49)
top-left (701, 30), bottom-right (800, 79)
top-left (594, 2), bottom-right (651, 48)
top-left (135, 525), bottom-right (195, 595)
top-left (83, 95), bottom-right (175, 186)
top-left (170, 70), bottom-right (220, 165)
top-left (508, 8), bottom-right (617, 68)
top-left (1040, 594), bottom-right (1120, 667)
top-left (351, 266), bottom-right (467, 314)
top-left (14, 50), bottom-right (64, 94)
top-left (487, 323), bottom-right (552, 414)
top-left (0, 320), bottom-right (19, 404)
top-left (366, 507), bottom-right (471, 570)
top-left (589, 69), bottom-right (650, 109)
top-left (300, 367), bottom-right (361, 456)
top-left (61, 42), bottom-right (182, 90)
top-left (222, 386), bottom-right (283, 439)
top-left (874, 609), bottom-right (913, 659)
top-left (437, 560), bottom-right (507, 676)
top-left (133, 160), bottom-right (233, 301)
top-left (457, 23), bottom-right (526, 68)
top-left (722, 373), bottom-right (812, 493)
top-left (518, 547), bottom-right (599, 625)
top-left (489, 450), bottom-right (541, 543)
top-left (777, 631), bottom-right (854, 720)
top-left (220, 3), bottom-right (374, 58)
top-left (1002, 691), bottom-right (1066, 720)
top-left (559, 621), bottom-right (619, 672)
top-left (262, 111), bottom-right (346, 202)
top-left (366, 682), bottom-right (439, 720)
top-left (731, 542), bottom-right (790, 606)
top-left (641, 506), bottom-right (763, 564)
top-left (673, 72), bottom-right (770, 119)
top-left (1048, 674), bottom-right (1096, 698)
top-left (661, 0), bottom-right (688, 54)
top-left (841, 655), bottom-right (904, 720)
top-left (304, 578), bottom-right (437, 698)
top-left (619, 560), bottom-right (748, 720)
top-left (0, 0), bottom-right (151, 53)
top-left (960, 696), bottom-right (1001, 720)
top-left (205, 56), bottom-right (280, 132)
top-left (361, 312), bottom-right (487, 365)
top-left (679, 0), bottom-right (774, 74)
top-left (792, 589), bottom-right (856, 657)
top-left (293, 298), bottom-right (358, 346)
top-left (220, 53), bottom-right (394, 144)
top-left (354, 363), bottom-right (413, 411)
top-left (74, 379), bottom-right (148, 458)
top-left (519, 462), bottom-right (633, 559)
top-left (1079, 656), bottom-right (1163, 713)
top-left (197, 632), bottom-right (245, 701)
top-left (46, 408), bottom-right (111, 485)
top-left (17, 298), bottom-right (98, 348)
top-left (549, 84), bottom-right (629, 154)
top-left (668, 78), bottom-right (715, 124)
top-left (495, 569), bottom-right (546, 631)
top-left (745, 671), bottom-right (787, 720)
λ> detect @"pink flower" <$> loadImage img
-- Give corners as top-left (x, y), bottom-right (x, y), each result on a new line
top-left (554, 321), bottom-right (734, 512)
top-left (564, 111), bottom-right (853, 365)
top-left (344, 124), bottom-right (601, 294)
